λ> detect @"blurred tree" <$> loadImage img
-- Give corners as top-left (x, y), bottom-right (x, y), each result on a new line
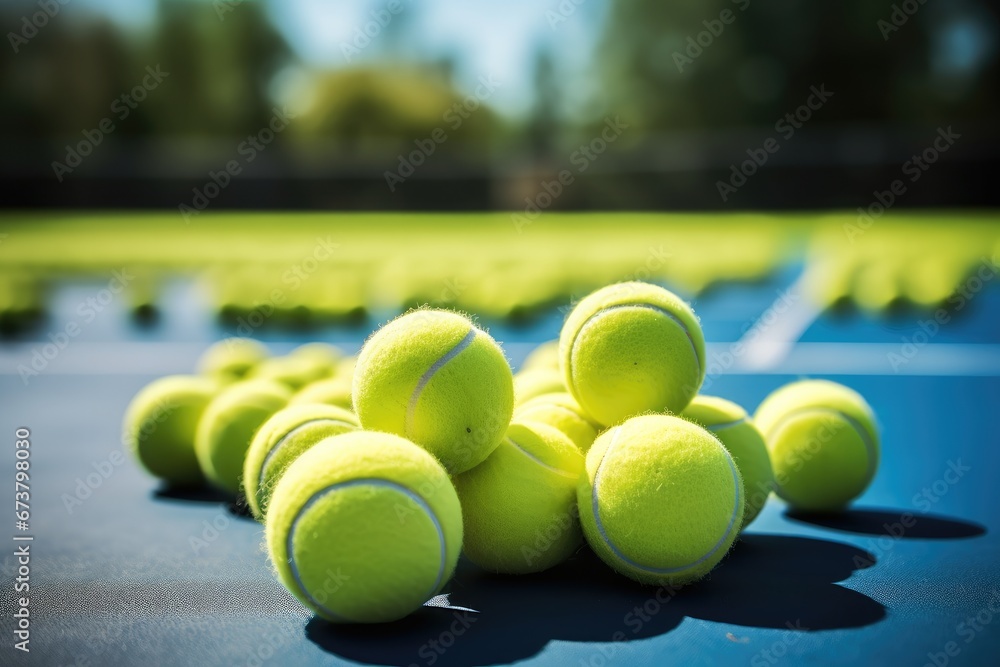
top-left (145, 0), bottom-right (292, 136)
top-left (0, 14), bottom-right (133, 139)
top-left (0, 0), bottom-right (291, 141)
top-left (527, 46), bottom-right (559, 159)
top-left (290, 66), bottom-right (498, 157)
top-left (595, 0), bottom-right (998, 132)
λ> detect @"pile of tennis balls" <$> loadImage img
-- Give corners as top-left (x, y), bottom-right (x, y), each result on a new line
top-left (123, 281), bottom-right (880, 624)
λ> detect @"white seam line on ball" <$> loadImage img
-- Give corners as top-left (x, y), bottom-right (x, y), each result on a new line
top-left (286, 478), bottom-right (448, 620)
top-left (705, 442), bottom-right (743, 561)
top-left (405, 328), bottom-right (477, 438)
top-left (591, 427), bottom-right (742, 575)
top-left (505, 437), bottom-right (578, 479)
top-left (569, 303), bottom-right (701, 400)
top-left (765, 407), bottom-right (878, 495)
top-left (259, 419), bottom-right (356, 489)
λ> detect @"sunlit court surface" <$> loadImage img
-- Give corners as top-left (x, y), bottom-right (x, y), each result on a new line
top-left (1, 2), bottom-right (999, 667)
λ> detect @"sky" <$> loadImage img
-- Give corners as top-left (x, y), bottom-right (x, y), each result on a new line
top-left (69, 0), bottom-right (608, 117)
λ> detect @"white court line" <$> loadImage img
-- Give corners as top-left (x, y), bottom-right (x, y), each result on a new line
top-left (1, 341), bottom-right (999, 377)
top-left (733, 274), bottom-right (823, 371)
top-left (717, 342), bottom-right (1000, 376)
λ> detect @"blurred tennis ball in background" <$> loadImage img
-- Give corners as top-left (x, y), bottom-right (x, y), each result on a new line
top-left (291, 375), bottom-right (354, 410)
top-left (560, 282), bottom-right (705, 426)
top-left (353, 309), bottom-right (514, 474)
top-left (291, 342), bottom-right (343, 372)
top-left (123, 375), bottom-right (218, 486)
top-left (249, 354), bottom-right (331, 390)
top-left (197, 338), bottom-right (269, 382)
top-left (754, 379), bottom-right (879, 512)
top-left (520, 340), bottom-right (559, 372)
top-left (513, 368), bottom-right (565, 406)
top-left (335, 355), bottom-right (357, 378)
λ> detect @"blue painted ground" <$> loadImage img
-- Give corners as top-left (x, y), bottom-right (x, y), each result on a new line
top-left (1, 270), bottom-right (998, 667)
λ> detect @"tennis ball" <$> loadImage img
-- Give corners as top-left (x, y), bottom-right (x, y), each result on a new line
top-left (123, 375), bottom-right (218, 486)
top-left (681, 395), bottom-right (773, 528)
top-left (335, 355), bottom-right (357, 378)
top-left (243, 404), bottom-right (359, 519)
top-left (521, 340), bottom-right (559, 372)
top-left (266, 431), bottom-right (463, 623)
top-left (249, 355), bottom-right (331, 390)
top-left (579, 414), bottom-right (743, 586)
top-left (291, 375), bottom-right (353, 410)
top-left (197, 338), bottom-right (269, 382)
top-left (560, 282), bottom-right (705, 426)
top-left (515, 392), bottom-right (600, 453)
top-left (195, 379), bottom-right (292, 494)
top-left (754, 380), bottom-right (879, 512)
top-left (513, 368), bottom-right (565, 406)
top-left (353, 309), bottom-right (514, 474)
top-left (453, 422), bottom-right (583, 574)
top-left (291, 342), bottom-right (343, 371)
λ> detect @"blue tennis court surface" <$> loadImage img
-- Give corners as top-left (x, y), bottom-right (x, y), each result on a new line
top-left (1, 270), bottom-right (998, 667)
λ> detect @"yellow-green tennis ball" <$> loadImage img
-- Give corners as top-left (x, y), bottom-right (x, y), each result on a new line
top-left (453, 422), bottom-right (583, 574)
top-left (291, 342), bottom-right (343, 372)
top-left (521, 340), bottom-right (559, 372)
top-left (515, 392), bottom-right (600, 453)
top-left (123, 375), bottom-right (218, 486)
top-left (243, 404), bottom-right (359, 519)
top-left (681, 395), bottom-right (773, 528)
top-left (754, 380), bottom-right (880, 512)
top-left (513, 368), bottom-right (565, 406)
top-left (579, 414), bottom-right (743, 586)
top-left (559, 282), bottom-right (705, 426)
top-left (197, 338), bottom-right (269, 382)
top-left (249, 355), bottom-right (331, 390)
top-left (195, 379), bottom-right (292, 494)
top-left (353, 309), bottom-right (514, 474)
top-left (335, 355), bottom-right (357, 378)
top-left (291, 375), bottom-right (354, 410)
top-left (265, 431), bottom-right (463, 623)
